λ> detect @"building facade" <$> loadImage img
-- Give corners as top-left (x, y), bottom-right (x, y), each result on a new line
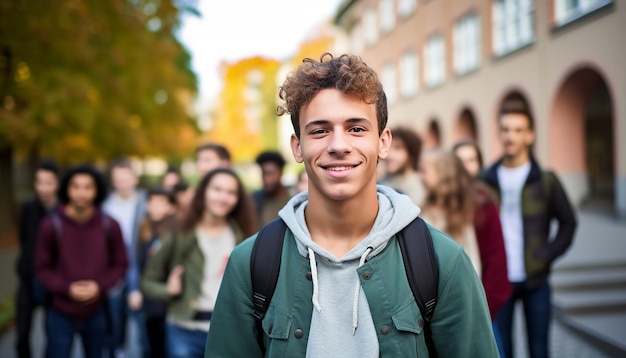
top-left (335, 0), bottom-right (626, 217)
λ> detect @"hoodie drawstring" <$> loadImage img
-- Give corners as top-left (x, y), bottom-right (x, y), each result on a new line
top-left (308, 247), bottom-right (322, 312)
top-left (352, 246), bottom-right (373, 335)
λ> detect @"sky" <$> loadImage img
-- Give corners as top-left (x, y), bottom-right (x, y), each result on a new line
top-left (177, 0), bottom-right (344, 107)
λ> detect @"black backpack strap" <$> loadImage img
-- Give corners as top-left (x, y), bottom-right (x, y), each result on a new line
top-left (398, 216), bottom-right (439, 356)
top-left (251, 218), bottom-right (287, 321)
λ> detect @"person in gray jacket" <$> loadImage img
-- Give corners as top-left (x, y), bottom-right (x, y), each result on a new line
top-left (205, 53), bottom-right (498, 357)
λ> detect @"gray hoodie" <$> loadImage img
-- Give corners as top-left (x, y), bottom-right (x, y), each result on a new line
top-left (278, 185), bottom-right (420, 357)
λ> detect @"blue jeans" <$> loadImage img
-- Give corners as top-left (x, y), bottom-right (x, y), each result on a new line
top-left (495, 281), bottom-right (551, 358)
top-left (45, 306), bottom-right (106, 358)
top-left (105, 286), bottom-right (150, 357)
top-left (166, 323), bottom-right (208, 358)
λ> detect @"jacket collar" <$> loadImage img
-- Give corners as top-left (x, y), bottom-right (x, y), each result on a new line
top-left (483, 153), bottom-right (542, 190)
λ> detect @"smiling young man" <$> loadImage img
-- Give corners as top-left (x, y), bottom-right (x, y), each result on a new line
top-left (204, 54), bottom-right (498, 357)
top-left (483, 105), bottom-right (577, 358)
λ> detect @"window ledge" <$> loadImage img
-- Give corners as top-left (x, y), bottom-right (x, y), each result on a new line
top-left (492, 41), bottom-right (535, 62)
top-left (551, 1), bottom-right (614, 35)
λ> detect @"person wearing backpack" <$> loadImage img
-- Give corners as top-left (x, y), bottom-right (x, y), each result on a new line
top-left (34, 165), bottom-right (128, 358)
top-left (204, 53), bottom-right (498, 357)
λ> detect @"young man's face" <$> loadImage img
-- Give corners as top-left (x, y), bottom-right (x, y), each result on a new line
top-left (386, 139), bottom-right (410, 175)
top-left (499, 112), bottom-right (534, 159)
top-left (291, 88), bottom-right (391, 202)
top-left (67, 174), bottom-right (97, 211)
top-left (196, 150), bottom-right (227, 178)
top-left (34, 169), bottom-right (58, 204)
top-left (111, 166), bottom-right (138, 196)
top-left (260, 162), bottom-right (283, 195)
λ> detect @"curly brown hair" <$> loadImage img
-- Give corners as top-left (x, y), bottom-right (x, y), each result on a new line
top-left (422, 150), bottom-right (475, 238)
top-left (276, 53), bottom-right (388, 138)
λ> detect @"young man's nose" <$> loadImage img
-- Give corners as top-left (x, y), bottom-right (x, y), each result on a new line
top-left (327, 131), bottom-right (352, 154)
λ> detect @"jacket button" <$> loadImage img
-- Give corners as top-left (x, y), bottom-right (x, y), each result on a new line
top-left (418, 319), bottom-right (424, 328)
top-left (362, 271), bottom-right (372, 280)
top-left (294, 329), bottom-right (304, 339)
top-left (380, 326), bottom-right (389, 335)
top-left (306, 272), bottom-right (312, 280)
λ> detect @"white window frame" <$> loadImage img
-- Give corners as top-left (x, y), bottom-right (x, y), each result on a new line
top-left (492, 0), bottom-right (535, 57)
top-left (554, 0), bottom-right (613, 26)
top-left (382, 63), bottom-right (397, 106)
top-left (380, 0), bottom-right (396, 34)
top-left (398, 0), bottom-right (417, 18)
top-left (453, 13), bottom-right (481, 75)
top-left (350, 22), bottom-right (364, 55)
top-left (424, 34), bottom-right (446, 88)
top-left (364, 8), bottom-right (379, 46)
top-left (400, 51), bottom-right (419, 98)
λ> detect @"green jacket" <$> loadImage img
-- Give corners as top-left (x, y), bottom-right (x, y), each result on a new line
top-left (141, 222), bottom-right (245, 322)
top-left (483, 157), bottom-right (577, 289)
top-left (205, 225), bottom-right (498, 357)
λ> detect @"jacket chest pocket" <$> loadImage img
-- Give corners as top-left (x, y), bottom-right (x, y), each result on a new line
top-left (390, 303), bottom-right (430, 357)
top-left (261, 307), bottom-right (293, 357)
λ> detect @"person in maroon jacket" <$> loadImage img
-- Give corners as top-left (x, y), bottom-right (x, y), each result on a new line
top-left (35, 165), bottom-right (128, 358)
top-left (453, 140), bottom-right (511, 357)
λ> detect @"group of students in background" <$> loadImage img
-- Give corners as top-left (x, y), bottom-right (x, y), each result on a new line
top-left (14, 143), bottom-right (293, 358)
top-left (14, 103), bottom-right (576, 358)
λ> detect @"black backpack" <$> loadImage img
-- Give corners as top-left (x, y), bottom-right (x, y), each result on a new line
top-left (250, 217), bottom-right (439, 355)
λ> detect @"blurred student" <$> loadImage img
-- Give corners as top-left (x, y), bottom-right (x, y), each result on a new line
top-left (102, 158), bottom-right (148, 358)
top-left (253, 150), bottom-right (290, 225)
top-left (15, 159), bottom-right (59, 358)
top-left (142, 168), bottom-right (258, 358)
top-left (35, 165), bottom-right (128, 358)
top-left (295, 168), bottom-right (309, 194)
top-left (483, 106), bottom-right (577, 358)
top-left (195, 143), bottom-right (231, 178)
top-left (381, 126), bottom-right (426, 205)
top-left (136, 188), bottom-right (177, 358)
top-left (419, 150), bottom-right (482, 275)
top-left (161, 167), bottom-right (182, 192)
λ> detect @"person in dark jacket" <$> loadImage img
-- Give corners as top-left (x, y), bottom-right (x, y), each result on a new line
top-left (35, 165), bottom-right (128, 358)
top-left (15, 159), bottom-right (59, 358)
top-left (482, 105), bottom-right (577, 358)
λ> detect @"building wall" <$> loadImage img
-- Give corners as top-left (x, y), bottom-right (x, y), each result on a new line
top-left (336, 0), bottom-right (626, 215)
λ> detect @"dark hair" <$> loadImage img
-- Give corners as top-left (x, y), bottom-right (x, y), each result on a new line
top-left (180, 168), bottom-right (258, 237)
top-left (255, 150), bottom-right (286, 169)
top-left (452, 139), bottom-right (484, 170)
top-left (195, 143), bottom-right (231, 162)
top-left (172, 181), bottom-right (189, 193)
top-left (57, 165), bottom-right (108, 206)
top-left (277, 53), bottom-right (387, 138)
top-left (499, 93), bottom-right (534, 130)
top-left (147, 187), bottom-right (176, 205)
top-left (390, 126), bottom-right (423, 171)
top-left (109, 157), bottom-right (133, 171)
top-left (37, 159), bottom-right (59, 176)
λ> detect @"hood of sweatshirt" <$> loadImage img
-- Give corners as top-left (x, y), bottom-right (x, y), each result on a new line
top-left (278, 185), bottom-right (421, 356)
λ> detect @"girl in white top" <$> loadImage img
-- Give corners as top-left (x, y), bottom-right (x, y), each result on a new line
top-left (419, 149), bottom-right (482, 277)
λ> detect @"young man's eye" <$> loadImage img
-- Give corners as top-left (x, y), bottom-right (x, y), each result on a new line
top-left (350, 127), bottom-right (366, 133)
top-left (311, 129), bottom-right (327, 135)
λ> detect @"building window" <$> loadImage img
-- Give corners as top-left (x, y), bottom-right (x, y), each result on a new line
top-left (424, 34), bottom-right (446, 88)
top-left (454, 13), bottom-right (481, 75)
top-left (364, 8), bottom-right (379, 46)
top-left (400, 51), bottom-right (419, 98)
top-left (554, 0), bottom-right (613, 26)
top-left (492, 0), bottom-right (534, 57)
top-left (382, 63), bottom-right (397, 105)
top-left (398, 0), bottom-right (417, 18)
top-left (350, 22), bottom-right (364, 54)
top-left (380, 0), bottom-right (396, 34)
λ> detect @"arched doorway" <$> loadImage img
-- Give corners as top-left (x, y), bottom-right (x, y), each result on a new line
top-left (424, 119), bottom-right (441, 149)
top-left (550, 67), bottom-right (614, 210)
top-left (454, 108), bottom-right (478, 143)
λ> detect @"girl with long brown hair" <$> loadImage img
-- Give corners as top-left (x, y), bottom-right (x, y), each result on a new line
top-left (419, 149), bottom-right (482, 276)
top-left (141, 167), bottom-right (257, 358)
